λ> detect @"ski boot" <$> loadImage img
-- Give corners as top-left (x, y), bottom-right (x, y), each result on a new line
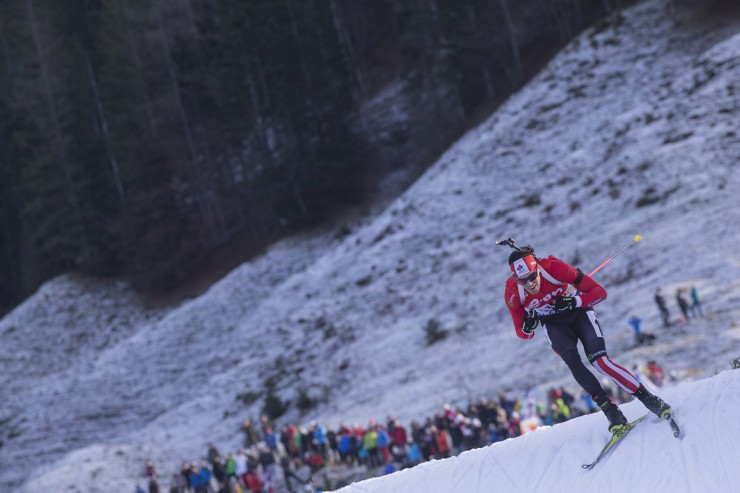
top-left (633, 385), bottom-right (672, 420)
top-left (594, 392), bottom-right (627, 433)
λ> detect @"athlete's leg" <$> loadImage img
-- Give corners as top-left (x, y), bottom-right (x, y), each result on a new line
top-left (575, 310), bottom-right (673, 419)
top-left (541, 318), bottom-right (603, 396)
top-left (575, 310), bottom-right (640, 393)
top-left (544, 314), bottom-right (627, 431)
top-left (561, 348), bottom-right (604, 396)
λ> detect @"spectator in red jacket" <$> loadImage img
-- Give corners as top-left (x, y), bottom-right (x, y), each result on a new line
top-left (432, 425), bottom-right (451, 459)
top-left (242, 470), bottom-right (262, 493)
top-left (646, 360), bottom-right (666, 387)
top-left (388, 417), bottom-right (408, 463)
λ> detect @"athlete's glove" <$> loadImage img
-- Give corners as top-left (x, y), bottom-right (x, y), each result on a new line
top-left (522, 315), bottom-right (538, 335)
top-left (552, 295), bottom-right (580, 312)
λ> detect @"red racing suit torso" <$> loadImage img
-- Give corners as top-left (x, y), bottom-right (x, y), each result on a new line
top-left (504, 256), bottom-right (607, 339)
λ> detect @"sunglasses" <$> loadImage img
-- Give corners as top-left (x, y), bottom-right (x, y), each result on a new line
top-left (515, 270), bottom-right (539, 285)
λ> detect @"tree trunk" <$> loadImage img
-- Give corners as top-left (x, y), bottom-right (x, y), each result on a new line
top-left (285, 0), bottom-right (323, 136)
top-left (85, 53), bottom-right (126, 205)
top-left (328, 0), bottom-right (367, 98)
top-left (497, 0), bottom-right (523, 87)
top-left (118, 0), bottom-right (157, 134)
top-left (0, 19), bottom-right (13, 76)
top-left (155, 5), bottom-right (224, 245)
top-left (465, 4), bottom-right (495, 99)
top-left (25, 0), bottom-right (87, 244)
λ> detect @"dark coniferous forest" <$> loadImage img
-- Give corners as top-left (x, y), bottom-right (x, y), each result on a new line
top-left (0, 0), bottom-right (632, 313)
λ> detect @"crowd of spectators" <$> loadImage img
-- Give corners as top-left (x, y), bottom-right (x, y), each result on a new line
top-left (136, 363), bottom-right (672, 493)
top-left (654, 285), bottom-right (704, 327)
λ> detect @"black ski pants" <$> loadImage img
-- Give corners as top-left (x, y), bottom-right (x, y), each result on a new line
top-left (540, 308), bottom-right (607, 397)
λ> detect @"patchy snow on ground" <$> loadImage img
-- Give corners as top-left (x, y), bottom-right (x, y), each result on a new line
top-left (2, 0), bottom-right (739, 492)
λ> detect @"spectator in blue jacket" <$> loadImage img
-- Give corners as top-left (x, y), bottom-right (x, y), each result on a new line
top-left (629, 314), bottom-right (655, 346)
top-left (689, 286), bottom-right (704, 317)
top-left (198, 463), bottom-right (211, 493)
top-left (312, 422), bottom-right (328, 459)
top-left (264, 425), bottom-right (278, 452)
top-left (337, 431), bottom-right (353, 464)
top-left (189, 464), bottom-right (203, 492)
top-left (407, 442), bottom-right (423, 465)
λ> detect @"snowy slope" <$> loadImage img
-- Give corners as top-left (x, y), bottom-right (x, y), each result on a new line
top-left (1, 0), bottom-right (739, 491)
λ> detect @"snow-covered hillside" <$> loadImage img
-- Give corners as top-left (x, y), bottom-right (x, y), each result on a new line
top-left (2, 0), bottom-right (739, 491)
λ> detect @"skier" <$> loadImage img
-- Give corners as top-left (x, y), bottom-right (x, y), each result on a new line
top-left (503, 247), bottom-right (672, 433)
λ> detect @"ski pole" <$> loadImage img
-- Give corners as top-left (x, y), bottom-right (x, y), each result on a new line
top-left (587, 235), bottom-right (642, 277)
top-left (496, 235), bottom-right (641, 276)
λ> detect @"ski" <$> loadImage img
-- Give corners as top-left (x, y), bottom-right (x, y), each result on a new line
top-left (582, 414), bottom-right (648, 470)
top-left (663, 411), bottom-right (681, 438)
top-left (667, 416), bottom-right (680, 437)
top-left (655, 406), bottom-right (681, 438)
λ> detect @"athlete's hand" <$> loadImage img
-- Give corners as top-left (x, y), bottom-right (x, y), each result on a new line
top-left (522, 315), bottom-right (538, 335)
top-left (552, 295), bottom-right (580, 312)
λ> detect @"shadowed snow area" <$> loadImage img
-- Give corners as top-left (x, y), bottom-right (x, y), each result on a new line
top-left (1, 0), bottom-right (739, 491)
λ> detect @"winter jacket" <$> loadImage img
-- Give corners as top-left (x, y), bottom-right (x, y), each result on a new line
top-left (199, 468), bottom-right (211, 487)
top-left (338, 434), bottom-right (352, 454)
top-left (376, 428), bottom-right (390, 448)
top-left (389, 426), bottom-right (408, 446)
top-left (189, 472), bottom-right (202, 489)
top-left (243, 472), bottom-right (262, 492)
top-left (505, 256), bottom-right (606, 339)
top-left (225, 457), bottom-right (236, 476)
top-left (435, 429), bottom-right (451, 454)
top-left (363, 430), bottom-right (378, 450)
top-left (313, 426), bottom-right (327, 446)
top-left (407, 443), bottom-right (422, 463)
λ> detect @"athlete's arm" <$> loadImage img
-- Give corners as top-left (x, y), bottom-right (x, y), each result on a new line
top-left (546, 257), bottom-right (607, 307)
top-left (505, 281), bottom-right (535, 339)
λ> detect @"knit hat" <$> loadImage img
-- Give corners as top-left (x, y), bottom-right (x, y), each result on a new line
top-left (509, 254), bottom-right (537, 277)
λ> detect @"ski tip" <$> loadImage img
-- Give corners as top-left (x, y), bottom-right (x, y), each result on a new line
top-left (671, 423), bottom-right (681, 438)
top-left (667, 416), bottom-right (681, 438)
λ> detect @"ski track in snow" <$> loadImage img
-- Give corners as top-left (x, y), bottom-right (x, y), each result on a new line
top-left (709, 376), bottom-right (734, 487)
top-left (533, 437), bottom-right (566, 490)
